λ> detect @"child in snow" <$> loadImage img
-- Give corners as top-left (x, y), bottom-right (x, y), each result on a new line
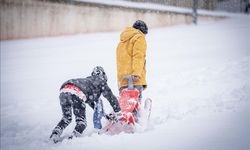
top-left (116, 20), bottom-right (148, 121)
top-left (49, 66), bottom-right (121, 143)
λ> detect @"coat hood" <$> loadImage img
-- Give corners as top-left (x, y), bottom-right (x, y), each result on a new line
top-left (120, 27), bottom-right (143, 42)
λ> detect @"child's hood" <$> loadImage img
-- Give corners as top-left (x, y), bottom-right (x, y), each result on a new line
top-left (120, 27), bottom-right (144, 42)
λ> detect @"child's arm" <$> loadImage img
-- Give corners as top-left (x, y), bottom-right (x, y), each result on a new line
top-left (87, 101), bottom-right (95, 110)
top-left (102, 84), bottom-right (121, 113)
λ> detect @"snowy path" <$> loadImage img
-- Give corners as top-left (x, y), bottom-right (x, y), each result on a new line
top-left (1, 15), bottom-right (250, 150)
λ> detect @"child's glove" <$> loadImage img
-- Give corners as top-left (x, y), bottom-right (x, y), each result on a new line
top-left (104, 113), bottom-right (114, 120)
top-left (105, 111), bottom-right (124, 122)
top-left (132, 75), bottom-right (140, 81)
top-left (114, 111), bottom-right (124, 121)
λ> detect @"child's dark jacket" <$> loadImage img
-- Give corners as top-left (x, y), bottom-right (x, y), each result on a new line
top-left (60, 76), bottom-right (121, 113)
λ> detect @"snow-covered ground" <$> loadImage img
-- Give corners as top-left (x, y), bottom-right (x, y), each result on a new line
top-left (1, 15), bottom-right (250, 150)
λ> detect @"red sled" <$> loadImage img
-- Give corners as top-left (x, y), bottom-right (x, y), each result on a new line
top-left (100, 76), bottom-right (140, 134)
top-left (118, 87), bottom-right (140, 125)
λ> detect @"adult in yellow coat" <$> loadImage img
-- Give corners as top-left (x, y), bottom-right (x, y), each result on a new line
top-left (116, 20), bottom-right (148, 102)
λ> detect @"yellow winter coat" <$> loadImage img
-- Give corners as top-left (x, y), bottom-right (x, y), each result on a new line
top-left (116, 27), bottom-right (147, 89)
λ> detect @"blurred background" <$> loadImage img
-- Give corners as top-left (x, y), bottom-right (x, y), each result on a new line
top-left (1, 0), bottom-right (249, 40)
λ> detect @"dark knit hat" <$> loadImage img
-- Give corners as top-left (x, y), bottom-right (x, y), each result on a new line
top-left (133, 20), bottom-right (148, 34)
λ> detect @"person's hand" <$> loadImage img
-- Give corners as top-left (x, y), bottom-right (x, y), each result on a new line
top-left (114, 111), bottom-right (124, 121)
top-left (132, 75), bottom-right (140, 81)
top-left (105, 113), bottom-right (115, 120)
top-left (105, 111), bottom-right (124, 122)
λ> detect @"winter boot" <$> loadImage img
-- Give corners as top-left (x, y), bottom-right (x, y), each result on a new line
top-left (49, 127), bottom-right (62, 143)
top-left (68, 129), bottom-right (82, 139)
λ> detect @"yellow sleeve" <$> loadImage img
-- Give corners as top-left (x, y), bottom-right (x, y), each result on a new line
top-left (132, 36), bottom-right (146, 77)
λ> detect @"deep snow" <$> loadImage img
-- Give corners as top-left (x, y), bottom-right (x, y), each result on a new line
top-left (1, 15), bottom-right (250, 150)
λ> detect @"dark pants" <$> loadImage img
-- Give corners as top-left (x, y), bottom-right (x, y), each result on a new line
top-left (51, 92), bottom-right (87, 136)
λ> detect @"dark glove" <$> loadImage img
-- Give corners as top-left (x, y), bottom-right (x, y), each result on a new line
top-left (105, 111), bottom-right (123, 122)
top-left (105, 113), bottom-right (114, 120)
